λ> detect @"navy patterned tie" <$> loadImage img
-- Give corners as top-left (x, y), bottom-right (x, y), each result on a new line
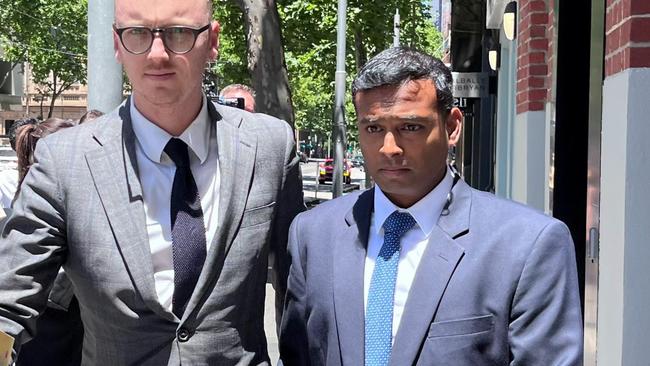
top-left (164, 138), bottom-right (207, 318)
top-left (365, 211), bottom-right (416, 366)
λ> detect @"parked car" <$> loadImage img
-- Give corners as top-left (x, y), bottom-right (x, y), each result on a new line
top-left (318, 158), bottom-right (352, 185)
top-left (350, 156), bottom-right (364, 168)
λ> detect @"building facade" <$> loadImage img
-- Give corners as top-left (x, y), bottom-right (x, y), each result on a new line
top-left (23, 64), bottom-right (88, 121)
top-left (0, 47), bottom-right (88, 138)
top-left (449, 0), bottom-right (650, 363)
top-left (0, 48), bottom-right (25, 136)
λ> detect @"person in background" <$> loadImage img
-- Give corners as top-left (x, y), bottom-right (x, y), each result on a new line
top-left (219, 83), bottom-right (256, 112)
top-left (11, 117), bottom-right (82, 366)
top-left (0, 117), bottom-right (38, 209)
top-left (14, 118), bottom-right (76, 200)
top-left (78, 109), bottom-right (104, 124)
top-left (280, 47), bottom-right (583, 366)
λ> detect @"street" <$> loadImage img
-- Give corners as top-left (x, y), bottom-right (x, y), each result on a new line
top-left (300, 160), bottom-right (369, 201)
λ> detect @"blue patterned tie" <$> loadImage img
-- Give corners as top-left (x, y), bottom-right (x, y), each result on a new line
top-left (365, 211), bottom-right (416, 366)
top-left (165, 138), bottom-right (207, 318)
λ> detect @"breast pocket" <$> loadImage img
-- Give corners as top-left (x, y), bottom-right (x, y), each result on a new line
top-left (240, 197), bottom-right (276, 228)
top-left (418, 314), bottom-right (496, 365)
top-left (427, 314), bottom-right (494, 338)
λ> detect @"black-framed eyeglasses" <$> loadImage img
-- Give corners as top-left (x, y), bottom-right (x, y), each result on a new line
top-left (113, 24), bottom-right (211, 55)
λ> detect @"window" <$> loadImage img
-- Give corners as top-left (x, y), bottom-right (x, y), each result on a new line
top-left (3, 120), bottom-right (15, 138)
top-left (0, 61), bottom-right (12, 94)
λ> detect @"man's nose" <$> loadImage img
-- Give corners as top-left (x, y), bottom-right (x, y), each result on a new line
top-left (379, 131), bottom-right (403, 157)
top-left (148, 35), bottom-right (169, 61)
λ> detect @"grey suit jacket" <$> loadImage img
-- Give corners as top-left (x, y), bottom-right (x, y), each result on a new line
top-left (279, 179), bottom-right (583, 365)
top-left (0, 98), bottom-right (305, 365)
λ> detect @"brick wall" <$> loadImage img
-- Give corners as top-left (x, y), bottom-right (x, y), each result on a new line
top-left (516, 0), bottom-right (551, 114)
top-left (605, 0), bottom-right (650, 77)
top-left (546, 0), bottom-right (555, 102)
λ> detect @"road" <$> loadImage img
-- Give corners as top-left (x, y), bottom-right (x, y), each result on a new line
top-left (300, 160), bottom-right (369, 201)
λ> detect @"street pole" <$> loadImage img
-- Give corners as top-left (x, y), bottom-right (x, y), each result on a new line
top-left (24, 60), bottom-right (29, 116)
top-left (393, 9), bottom-right (401, 47)
top-left (332, 0), bottom-right (347, 198)
top-left (87, 0), bottom-right (123, 113)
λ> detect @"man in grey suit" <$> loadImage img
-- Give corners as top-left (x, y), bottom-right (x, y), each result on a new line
top-left (0, 0), bottom-right (304, 364)
top-left (279, 47), bottom-right (583, 365)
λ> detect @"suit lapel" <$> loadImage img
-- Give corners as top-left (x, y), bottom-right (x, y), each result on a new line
top-left (85, 99), bottom-right (173, 321)
top-left (389, 179), bottom-right (472, 366)
top-left (333, 190), bottom-right (374, 366)
top-left (182, 103), bottom-right (256, 320)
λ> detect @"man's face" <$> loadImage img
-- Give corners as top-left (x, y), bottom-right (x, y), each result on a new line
top-left (221, 89), bottom-right (256, 113)
top-left (114, 0), bottom-right (219, 109)
top-left (355, 79), bottom-right (462, 208)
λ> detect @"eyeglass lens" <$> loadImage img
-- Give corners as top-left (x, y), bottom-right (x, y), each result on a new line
top-left (121, 27), bottom-right (199, 54)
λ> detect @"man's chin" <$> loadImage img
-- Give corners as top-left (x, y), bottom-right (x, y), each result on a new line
top-left (374, 179), bottom-right (411, 196)
top-left (136, 90), bottom-right (180, 107)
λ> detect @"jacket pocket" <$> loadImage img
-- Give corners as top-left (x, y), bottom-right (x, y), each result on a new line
top-left (240, 202), bottom-right (276, 228)
top-left (427, 314), bottom-right (494, 338)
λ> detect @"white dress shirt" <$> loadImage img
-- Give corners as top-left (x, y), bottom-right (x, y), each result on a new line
top-left (130, 95), bottom-right (220, 311)
top-left (364, 167), bottom-right (453, 340)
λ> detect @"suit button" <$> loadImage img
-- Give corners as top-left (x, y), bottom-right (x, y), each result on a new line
top-left (177, 328), bottom-right (191, 342)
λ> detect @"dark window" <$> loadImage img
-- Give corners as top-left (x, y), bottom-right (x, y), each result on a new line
top-left (3, 120), bottom-right (15, 138)
top-left (0, 61), bottom-right (13, 94)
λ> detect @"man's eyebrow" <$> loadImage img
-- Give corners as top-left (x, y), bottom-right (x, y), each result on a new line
top-left (359, 115), bottom-right (431, 124)
top-left (358, 116), bottom-right (379, 124)
top-left (402, 115), bottom-right (434, 122)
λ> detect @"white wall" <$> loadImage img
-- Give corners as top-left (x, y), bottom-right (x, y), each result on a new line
top-left (598, 68), bottom-right (650, 366)
top-left (495, 30), bottom-right (517, 198)
top-left (510, 110), bottom-right (547, 211)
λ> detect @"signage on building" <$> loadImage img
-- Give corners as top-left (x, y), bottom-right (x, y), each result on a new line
top-left (452, 72), bottom-right (488, 98)
top-left (453, 97), bottom-right (468, 108)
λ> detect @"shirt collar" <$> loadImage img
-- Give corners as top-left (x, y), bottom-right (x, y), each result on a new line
top-left (130, 94), bottom-right (211, 164)
top-left (373, 166), bottom-right (454, 237)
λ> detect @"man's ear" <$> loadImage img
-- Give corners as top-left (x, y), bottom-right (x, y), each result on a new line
top-left (113, 29), bottom-right (123, 64)
top-left (446, 107), bottom-right (463, 146)
top-left (208, 21), bottom-right (220, 61)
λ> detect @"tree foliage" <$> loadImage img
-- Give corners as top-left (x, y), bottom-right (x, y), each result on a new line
top-left (209, 0), bottom-right (253, 92)
top-left (276, 0), bottom-right (443, 150)
top-left (211, 0), bottom-right (442, 149)
top-left (0, 0), bottom-right (88, 118)
top-left (0, 0), bottom-right (442, 133)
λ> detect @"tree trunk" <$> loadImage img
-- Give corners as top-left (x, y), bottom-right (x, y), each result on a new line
top-left (234, 0), bottom-right (294, 126)
top-left (353, 28), bottom-right (367, 72)
top-left (47, 73), bottom-right (58, 119)
top-left (39, 96), bottom-right (44, 119)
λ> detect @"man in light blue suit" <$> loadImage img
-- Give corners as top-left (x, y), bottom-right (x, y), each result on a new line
top-left (279, 47), bottom-right (583, 365)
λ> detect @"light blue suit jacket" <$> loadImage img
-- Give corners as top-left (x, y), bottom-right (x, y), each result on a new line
top-left (280, 179), bottom-right (583, 365)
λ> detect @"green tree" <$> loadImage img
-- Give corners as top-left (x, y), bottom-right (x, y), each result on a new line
top-left (277, 0), bottom-right (443, 152)
top-left (212, 0), bottom-right (443, 150)
top-left (209, 0), bottom-right (294, 124)
top-left (209, 0), bottom-right (251, 94)
top-left (0, 0), bottom-right (87, 119)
